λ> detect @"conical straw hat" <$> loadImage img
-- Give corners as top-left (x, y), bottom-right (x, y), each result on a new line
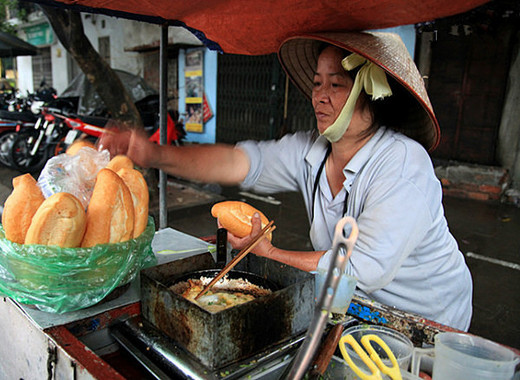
top-left (278, 31), bottom-right (440, 151)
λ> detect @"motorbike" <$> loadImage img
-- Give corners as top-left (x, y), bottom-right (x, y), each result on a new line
top-left (0, 110), bottom-right (39, 168)
top-left (0, 82), bottom-right (59, 169)
top-left (0, 81), bottom-right (57, 115)
top-left (7, 98), bottom-right (185, 173)
top-left (7, 99), bottom-right (96, 172)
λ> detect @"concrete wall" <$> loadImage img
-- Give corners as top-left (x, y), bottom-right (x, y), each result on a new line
top-left (16, 55), bottom-right (33, 94)
top-left (82, 14), bottom-right (142, 76)
top-left (123, 22), bottom-right (202, 50)
top-left (497, 31), bottom-right (520, 189)
top-left (50, 41), bottom-right (69, 94)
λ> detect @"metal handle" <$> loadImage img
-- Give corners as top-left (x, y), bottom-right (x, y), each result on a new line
top-left (216, 228), bottom-right (227, 266)
top-left (280, 216), bottom-right (359, 379)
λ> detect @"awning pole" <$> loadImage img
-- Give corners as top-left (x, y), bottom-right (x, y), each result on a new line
top-left (159, 23), bottom-right (168, 229)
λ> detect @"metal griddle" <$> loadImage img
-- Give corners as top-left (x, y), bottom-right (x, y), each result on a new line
top-left (111, 252), bottom-right (315, 378)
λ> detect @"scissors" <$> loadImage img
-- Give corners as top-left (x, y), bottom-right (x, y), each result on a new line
top-left (339, 333), bottom-right (403, 380)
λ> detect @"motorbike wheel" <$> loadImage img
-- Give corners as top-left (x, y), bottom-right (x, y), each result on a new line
top-left (8, 130), bottom-right (50, 173)
top-left (0, 130), bottom-right (17, 167)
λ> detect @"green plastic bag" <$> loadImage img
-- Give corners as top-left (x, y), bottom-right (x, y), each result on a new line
top-left (0, 217), bottom-right (157, 313)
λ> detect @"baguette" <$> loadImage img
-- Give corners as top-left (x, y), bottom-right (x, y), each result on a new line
top-left (2, 174), bottom-right (45, 244)
top-left (116, 168), bottom-right (149, 238)
top-left (211, 201), bottom-right (271, 240)
top-left (66, 139), bottom-right (96, 155)
top-left (81, 168), bottom-right (135, 247)
top-left (106, 154), bottom-right (133, 172)
top-left (25, 192), bottom-right (87, 247)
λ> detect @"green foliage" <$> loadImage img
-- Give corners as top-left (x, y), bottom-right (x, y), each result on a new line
top-left (0, 0), bottom-right (31, 34)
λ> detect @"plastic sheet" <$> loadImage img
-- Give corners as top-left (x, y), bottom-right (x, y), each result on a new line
top-left (59, 69), bottom-right (157, 116)
top-left (0, 217), bottom-right (157, 314)
top-left (37, 148), bottom-right (110, 209)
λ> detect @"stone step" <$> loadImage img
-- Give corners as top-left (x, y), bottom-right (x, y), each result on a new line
top-left (434, 161), bottom-right (514, 203)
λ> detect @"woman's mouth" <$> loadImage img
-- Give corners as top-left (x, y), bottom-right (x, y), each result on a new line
top-left (315, 111), bottom-right (329, 121)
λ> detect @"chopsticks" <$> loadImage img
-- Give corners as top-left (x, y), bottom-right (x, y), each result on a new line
top-left (194, 220), bottom-right (276, 300)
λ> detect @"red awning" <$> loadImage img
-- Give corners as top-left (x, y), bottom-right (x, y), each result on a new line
top-left (38, 0), bottom-right (489, 55)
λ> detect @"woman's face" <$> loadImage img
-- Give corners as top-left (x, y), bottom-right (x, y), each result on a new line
top-left (312, 46), bottom-right (353, 134)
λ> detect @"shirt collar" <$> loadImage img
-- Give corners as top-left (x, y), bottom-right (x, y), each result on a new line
top-left (305, 127), bottom-right (390, 176)
top-left (344, 127), bottom-right (388, 175)
top-left (306, 134), bottom-right (330, 170)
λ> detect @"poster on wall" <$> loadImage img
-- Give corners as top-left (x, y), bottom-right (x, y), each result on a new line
top-left (184, 49), bottom-right (204, 133)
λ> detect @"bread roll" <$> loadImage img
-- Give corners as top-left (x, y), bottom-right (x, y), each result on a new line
top-left (25, 192), bottom-right (87, 247)
top-left (2, 174), bottom-right (45, 244)
top-left (106, 155), bottom-right (133, 172)
top-left (66, 139), bottom-right (96, 155)
top-left (81, 168), bottom-right (135, 247)
top-left (211, 201), bottom-right (271, 240)
top-left (116, 168), bottom-right (149, 238)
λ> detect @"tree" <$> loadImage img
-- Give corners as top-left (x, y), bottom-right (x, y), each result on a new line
top-left (0, 0), bottom-right (22, 34)
top-left (40, 5), bottom-right (143, 129)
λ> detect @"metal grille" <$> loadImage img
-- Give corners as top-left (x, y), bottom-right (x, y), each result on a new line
top-left (284, 77), bottom-right (316, 134)
top-left (32, 47), bottom-right (53, 88)
top-left (216, 53), bottom-right (314, 144)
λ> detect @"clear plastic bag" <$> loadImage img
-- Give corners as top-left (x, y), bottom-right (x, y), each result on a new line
top-left (0, 217), bottom-right (157, 314)
top-left (38, 148), bottom-right (110, 209)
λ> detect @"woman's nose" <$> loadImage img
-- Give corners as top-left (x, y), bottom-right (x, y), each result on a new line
top-left (313, 86), bottom-right (329, 103)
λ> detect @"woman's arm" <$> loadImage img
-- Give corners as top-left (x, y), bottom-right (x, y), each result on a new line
top-left (98, 128), bottom-right (250, 185)
top-left (259, 245), bottom-right (325, 272)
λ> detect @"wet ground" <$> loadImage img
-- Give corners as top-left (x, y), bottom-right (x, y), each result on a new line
top-left (1, 165), bottom-right (519, 350)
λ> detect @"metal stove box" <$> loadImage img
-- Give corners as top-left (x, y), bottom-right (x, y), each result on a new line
top-left (140, 252), bottom-right (314, 370)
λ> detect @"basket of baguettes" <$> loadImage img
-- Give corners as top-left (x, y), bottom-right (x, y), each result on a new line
top-left (0, 140), bottom-right (156, 313)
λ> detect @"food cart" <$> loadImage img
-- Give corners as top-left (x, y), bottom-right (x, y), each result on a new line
top-left (2, 0), bottom-right (518, 379)
top-left (1, 225), bottom-right (518, 379)
top-left (0, 232), bottom-right (465, 379)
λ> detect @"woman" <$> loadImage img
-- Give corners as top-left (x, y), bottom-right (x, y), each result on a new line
top-left (99, 31), bottom-right (473, 331)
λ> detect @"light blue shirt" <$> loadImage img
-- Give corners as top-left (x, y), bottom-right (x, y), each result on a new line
top-left (238, 127), bottom-right (473, 331)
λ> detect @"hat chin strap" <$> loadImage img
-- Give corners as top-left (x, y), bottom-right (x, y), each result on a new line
top-left (320, 54), bottom-right (393, 143)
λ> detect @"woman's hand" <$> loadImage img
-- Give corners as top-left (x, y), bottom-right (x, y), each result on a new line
top-left (220, 213), bottom-right (273, 257)
top-left (98, 125), bottom-right (159, 168)
top-left (221, 213), bottom-right (325, 272)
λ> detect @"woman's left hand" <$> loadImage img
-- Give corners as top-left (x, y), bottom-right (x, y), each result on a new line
top-left (219, 213), bottom-right (273, 256)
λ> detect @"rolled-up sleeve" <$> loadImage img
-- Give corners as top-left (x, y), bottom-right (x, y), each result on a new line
top-left (237, 132), bottom-right (314, 194)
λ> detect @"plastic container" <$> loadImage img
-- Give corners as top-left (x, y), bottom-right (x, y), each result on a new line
top-left (313, 268), bottom-right (357, 314)
top-left (412, 332), bottom-right (520, 380)
top-left (340, 324), bottom-right (414, 379)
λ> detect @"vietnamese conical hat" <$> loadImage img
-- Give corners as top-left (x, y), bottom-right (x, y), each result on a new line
top-left (278, 31), bottom-right (440, 151)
